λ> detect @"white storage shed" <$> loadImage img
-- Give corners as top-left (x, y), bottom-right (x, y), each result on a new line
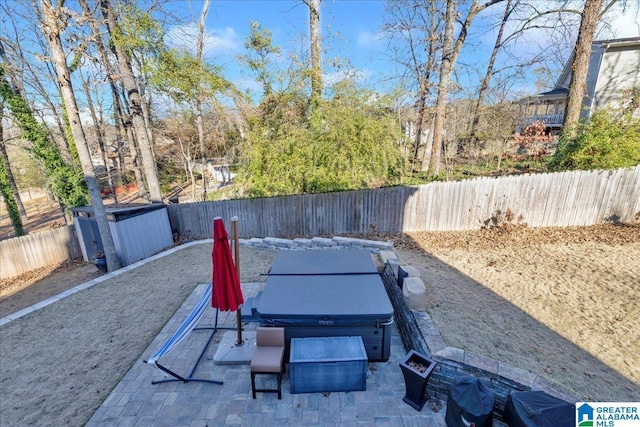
top-left (72, 203), bottom-right (174, 266)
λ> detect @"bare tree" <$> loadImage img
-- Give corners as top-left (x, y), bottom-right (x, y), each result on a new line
top-left (468, 0), bottom-right (513, 152)
top-left (100, 0), bottom-right (163, 202)
top-left (429, 0), bottom-right (503, 175)
top-left (78, 0), bottom-right (134, 192)
top-left (383, 0), bottom-right (443, 173)
top-left (79, 70), bottom-right (117, 203)
top-left (39, 0), bottom-right (120, 271)
top-left (562, 0), bottom-right (616, 137)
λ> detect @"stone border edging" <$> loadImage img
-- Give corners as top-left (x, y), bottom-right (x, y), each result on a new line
top-left (239, 236), bottom-right (394, 251)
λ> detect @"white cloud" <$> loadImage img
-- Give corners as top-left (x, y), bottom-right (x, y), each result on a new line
top-left (166, 24), bottom-right (240, 56)
top-left (357, 31), bottom-right (383, 48)
top-left (601, 8), bottom-right (640, 39)
top-left (204, 27), bottom-right (241, 54)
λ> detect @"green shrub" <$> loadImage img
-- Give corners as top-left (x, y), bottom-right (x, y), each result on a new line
top-left (549, 109), bottom-right (640, 171)
top-left (236, 81), bottom-right (404, 197)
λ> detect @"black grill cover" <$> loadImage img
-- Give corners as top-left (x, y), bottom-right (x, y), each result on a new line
top-left (502, 390), bottom-right (575, 427)
top-left (445, 376), bottom-right (495, 427)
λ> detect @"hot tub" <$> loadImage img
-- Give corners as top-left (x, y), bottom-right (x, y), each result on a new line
top-left (256, 272), bottom-right (394, 362)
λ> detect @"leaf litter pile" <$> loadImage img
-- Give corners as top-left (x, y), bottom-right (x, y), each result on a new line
top-left (371, 223), bottom-right (640, 252)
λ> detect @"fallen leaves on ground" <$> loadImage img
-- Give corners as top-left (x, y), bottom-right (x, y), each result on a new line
top-left (347, 223), bottom-right (640, 253)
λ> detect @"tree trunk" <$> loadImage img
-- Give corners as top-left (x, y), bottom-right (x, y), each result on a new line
top-left (40, 0), bottom-right (121, 271)
top-left (0, 107), bottom-right (27, 219)
top-left (116, 80), bottom-right (148, 200)
top-left (468, 0), bottom-right (513, 152)
top-left (97, 108), bottom-right (118, 198)
top-left (428, 0), bottom-right (456, 175)
top-left (413, 90), bottom-right (427, 169)
top-left (561, 0), bottom-right (606, 138)
top-left (100, 0), bottom-right (162, 202)
top-left (196, 0), bottom-right (210, 200)
top-left (420, 116), bottom-right (436, 169)
top-left (132, 152), bottom-right (146, 198)
top-left (113, 115), bottom-right (125, 188)
top-left (308, 0), bottom-right (322, 105)
top-left (0, 143), bottom-right (27, 221)
top-left (138, 79), bottom-right (155, 158)
top-left (0, 104), bottom-right (25, 236)
top-left (179, 137), bottom-right (197, 201)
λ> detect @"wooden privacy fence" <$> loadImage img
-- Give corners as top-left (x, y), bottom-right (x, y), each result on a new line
top-left (1, 225), bottom-right (82, 280)
top-left (2, 167), bottom-right (638, 279)
top-left (168, 166), bottom-right (640, 239)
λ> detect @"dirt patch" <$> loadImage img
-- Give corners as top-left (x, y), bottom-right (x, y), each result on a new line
top-left (0, 259), bottom-right (103, 316)
top-left (0, 198), bottom-right (66, 240)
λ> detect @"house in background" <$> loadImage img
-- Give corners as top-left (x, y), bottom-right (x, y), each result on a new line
top-left (518, 37), bottom-right (640, 135)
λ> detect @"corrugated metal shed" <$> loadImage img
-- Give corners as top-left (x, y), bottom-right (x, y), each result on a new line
top-left (72, 203), bottom-right (174, 266)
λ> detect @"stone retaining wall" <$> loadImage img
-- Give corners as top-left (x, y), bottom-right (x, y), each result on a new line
top-left (239, 236), bottom-right (394, 252)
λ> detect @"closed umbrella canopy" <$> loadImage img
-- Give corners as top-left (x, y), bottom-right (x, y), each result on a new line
top-left (211, 217), bottom-right (244, 311)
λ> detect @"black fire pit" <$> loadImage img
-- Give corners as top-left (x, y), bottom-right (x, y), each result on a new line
top-left (399, 350), bottom-right (437, 411)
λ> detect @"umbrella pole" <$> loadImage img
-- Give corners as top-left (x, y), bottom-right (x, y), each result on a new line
top-left (231, 216), bottom-right (243, 346)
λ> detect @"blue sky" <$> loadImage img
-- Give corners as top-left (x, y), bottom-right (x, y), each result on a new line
top-left (163, 0), bottom-right (640, 102)
top-left (167, 1), bottom-right (393, 94)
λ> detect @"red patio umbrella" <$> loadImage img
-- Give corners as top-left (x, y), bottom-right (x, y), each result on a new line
top-left (211, 216), bottom-right (244, 345)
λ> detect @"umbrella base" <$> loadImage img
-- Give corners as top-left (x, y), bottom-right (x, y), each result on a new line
top-left (213, 331), bottom-right (257, 365)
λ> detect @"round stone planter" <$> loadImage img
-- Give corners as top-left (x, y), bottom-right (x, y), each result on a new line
top-left (399, 350), bottom-right (437, 411)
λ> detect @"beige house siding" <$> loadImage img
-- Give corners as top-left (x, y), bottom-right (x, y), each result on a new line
top-left (593, 46), bottom-right (640, 110)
